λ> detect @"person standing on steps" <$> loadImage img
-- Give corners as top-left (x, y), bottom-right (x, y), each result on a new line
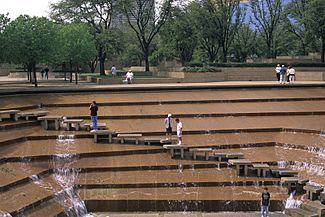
top-left (89, 101), bottom-right (98, 132)
top-left (176, 118), bottom-right (182, 145)
top-left (111, 64), bottom-right (117, 77)
top-left (280, 65), bottom-right (286, 84)
top-left (261, 187), bottom-right (270, 217)
top-left (275, 64), bottom-right (281, 82)
top-left (165, 114), bottom-right (173, 140)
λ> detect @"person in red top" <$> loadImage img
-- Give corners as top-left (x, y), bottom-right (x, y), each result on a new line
top-left (89, 101), bottom-right (98, 132)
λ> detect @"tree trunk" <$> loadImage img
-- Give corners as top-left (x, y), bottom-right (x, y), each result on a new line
top-left (222, 46), bottom-right (227, 63)
top-left (321, 36), bottom-right (325, 63)
top-left (69, 60), bottom-right (73, 83)
top-left (144, 47), bottom-right (150, 72)
top-left (75, 65), bottom-right (79, 85)
top-left (98, 46), bottom-right (106, 76)
top-left (62, 63), bottom-right (67, 81)
top-left (28, 64), bottom-right (32, 83)
top-left (33, 63), bottom-right (38, 87)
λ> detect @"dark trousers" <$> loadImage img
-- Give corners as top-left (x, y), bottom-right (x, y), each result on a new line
top-left (276, 73), bottom-right (280, 81)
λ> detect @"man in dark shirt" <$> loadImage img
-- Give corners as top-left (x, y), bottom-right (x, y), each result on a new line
top-left (89, 101), bottom-right (98, 131)
top-left (261, 187), bottom-right (270, 217)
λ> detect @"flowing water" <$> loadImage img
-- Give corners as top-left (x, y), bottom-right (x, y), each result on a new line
top-left (53, 135), bottom-right (88, 216)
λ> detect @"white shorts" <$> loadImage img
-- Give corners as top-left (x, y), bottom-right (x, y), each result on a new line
top-left (177, 131), bottom-right (182, 137)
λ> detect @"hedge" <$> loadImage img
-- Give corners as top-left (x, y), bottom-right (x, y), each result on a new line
top-left (186, 62), bottom-right (325, 68)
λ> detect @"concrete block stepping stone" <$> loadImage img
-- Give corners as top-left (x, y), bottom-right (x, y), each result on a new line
top-left (143, 138), bottom-right (163, 145)
top-left (117, 134), bottom-right (143, 145)
top-left (302, 201), bottom-right (325, 217)
top-left (304, 185), bottom-right (324, 201)
top-left (252, 163), bottom-right (270, 177)
top-left (163, 144), bottom-right (189, 159)
top-left (62, 119), bottom-right (84, 131)
top-left (0, 110), bottom-right (20, 121)
top-left (83, 123), bottom-right (107, 131)
top-left (92, 130), bottom-right (116, 143)
top-left (17, 111), bottom-right (49, 121)
top-left (286, 208), bottom-right (318, 217)
top-left (37, 115), bottom-right (63, 130)
top-left (281, 177), bottom-right (309, 194)
top-left (228, 159), bottom-right (252, 176)
top-left (189, 148), bottom-right (213, 160)
top-left (213, 152), bottom-right (244, 161)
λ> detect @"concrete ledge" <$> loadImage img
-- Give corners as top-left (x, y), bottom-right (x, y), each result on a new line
top-left (84, 200), bottom-right (284, 212)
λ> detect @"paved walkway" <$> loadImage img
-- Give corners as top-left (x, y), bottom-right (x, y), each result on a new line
top-left (0, 76), bottom-right (324, 95)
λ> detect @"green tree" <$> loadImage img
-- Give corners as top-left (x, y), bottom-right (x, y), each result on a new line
top-left (59, 23), bottom-right (97, 84)
top-left (0, 13), bottom-right (10, 63)
top-left (190, 1), bottom-right (220, 63)
top-left (284, 0), bottom-right (313, 55)
top-left (204, 0), bottom-right (242, 62)
top-left (306, 0), bottom-right (325, 62)
top-left (250, 0), bottom-right (283, 58)
top-left (51, 0), bottom-right (117, 75)
top-left (160, 7), bottom-right (197, 65)
top-left (4, 16), bottom-right (58, 87)
top-left (122, 0), bottom-right (173, 71)
top-left (232, 24), bottom-right (257, 62)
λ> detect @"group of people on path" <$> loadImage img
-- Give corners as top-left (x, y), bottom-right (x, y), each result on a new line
top-left (110, 65), bottom-right (134, 84)
top-left (40, 67), bottom-right (49, 80)
top-left (275, 64), bottom-right (296, 84)
top-left (165, 114), bottom-right (183, 145)
top-left (89, 103), bottom-right (183, 145)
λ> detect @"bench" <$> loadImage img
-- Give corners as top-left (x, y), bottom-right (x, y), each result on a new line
top-left (251, 163), bottom-right (270, 177)
top-left (0, 110), bottom-right (21, 121)
top-left (285, 208), bottom-right (318, 217)
top-left (228, 159), bottom-right (252, 176)
top-left (304, 185), bottom-right (324, 201)
top-left (213, 152), bottom-right (244, 161)
top-left (302, 201), bottom-right (325, 217)
top-left (63, 119), bottom-right (84, 131)
top-left (189, 148), bottom-right (213, 160)
top-left (117, 134), bottom-right (143, 145)
top-left (163, 144), bottom-right (189, 159)
top-left (18, 111), bottom-right (49, 120)
top-left (92, 130), bottom-right (115, 143)
top-left (83, 123), bottom-right (107, 131)
top-left (38, 115), bottom-right (63, 130)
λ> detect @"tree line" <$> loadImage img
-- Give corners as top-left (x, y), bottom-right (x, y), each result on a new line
top-left (0, 0), bottom-right (324, 87)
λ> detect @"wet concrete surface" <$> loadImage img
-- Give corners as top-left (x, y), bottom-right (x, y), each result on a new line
top-left (78, 186), bottom-right (288, 201)
top-left (0, 139), bottom-right (161, 158)
top-left (106, 115), bottom-right (325, 133)
top-left (23, 101), bottom-right (325, 116)
top-left (76, 168), bottom-right (279, 185)
top-left (90, 212), bottom-right (288, 217)
top-left (1, 88), bottom-right (325, 109)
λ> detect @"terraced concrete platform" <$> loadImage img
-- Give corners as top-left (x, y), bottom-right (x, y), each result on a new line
top-left (0, 86), bottom-right (324, 216)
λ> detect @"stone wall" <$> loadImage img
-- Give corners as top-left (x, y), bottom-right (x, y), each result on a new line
top-left (159, 67), bottom-right (325, 82)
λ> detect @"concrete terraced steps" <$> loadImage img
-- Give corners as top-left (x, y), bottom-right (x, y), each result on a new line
top-left (1, 87), bottom-right (325, 110)
top-left (0, 87), bottom-right (324, 216)
top-left (78, 186), bottom-right (288, 212)
top-left (16, 100), bottom-right (325, 117)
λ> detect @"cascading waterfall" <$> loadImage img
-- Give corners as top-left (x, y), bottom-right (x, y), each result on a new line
top-left (53, 135), bottom-right (88, 216)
